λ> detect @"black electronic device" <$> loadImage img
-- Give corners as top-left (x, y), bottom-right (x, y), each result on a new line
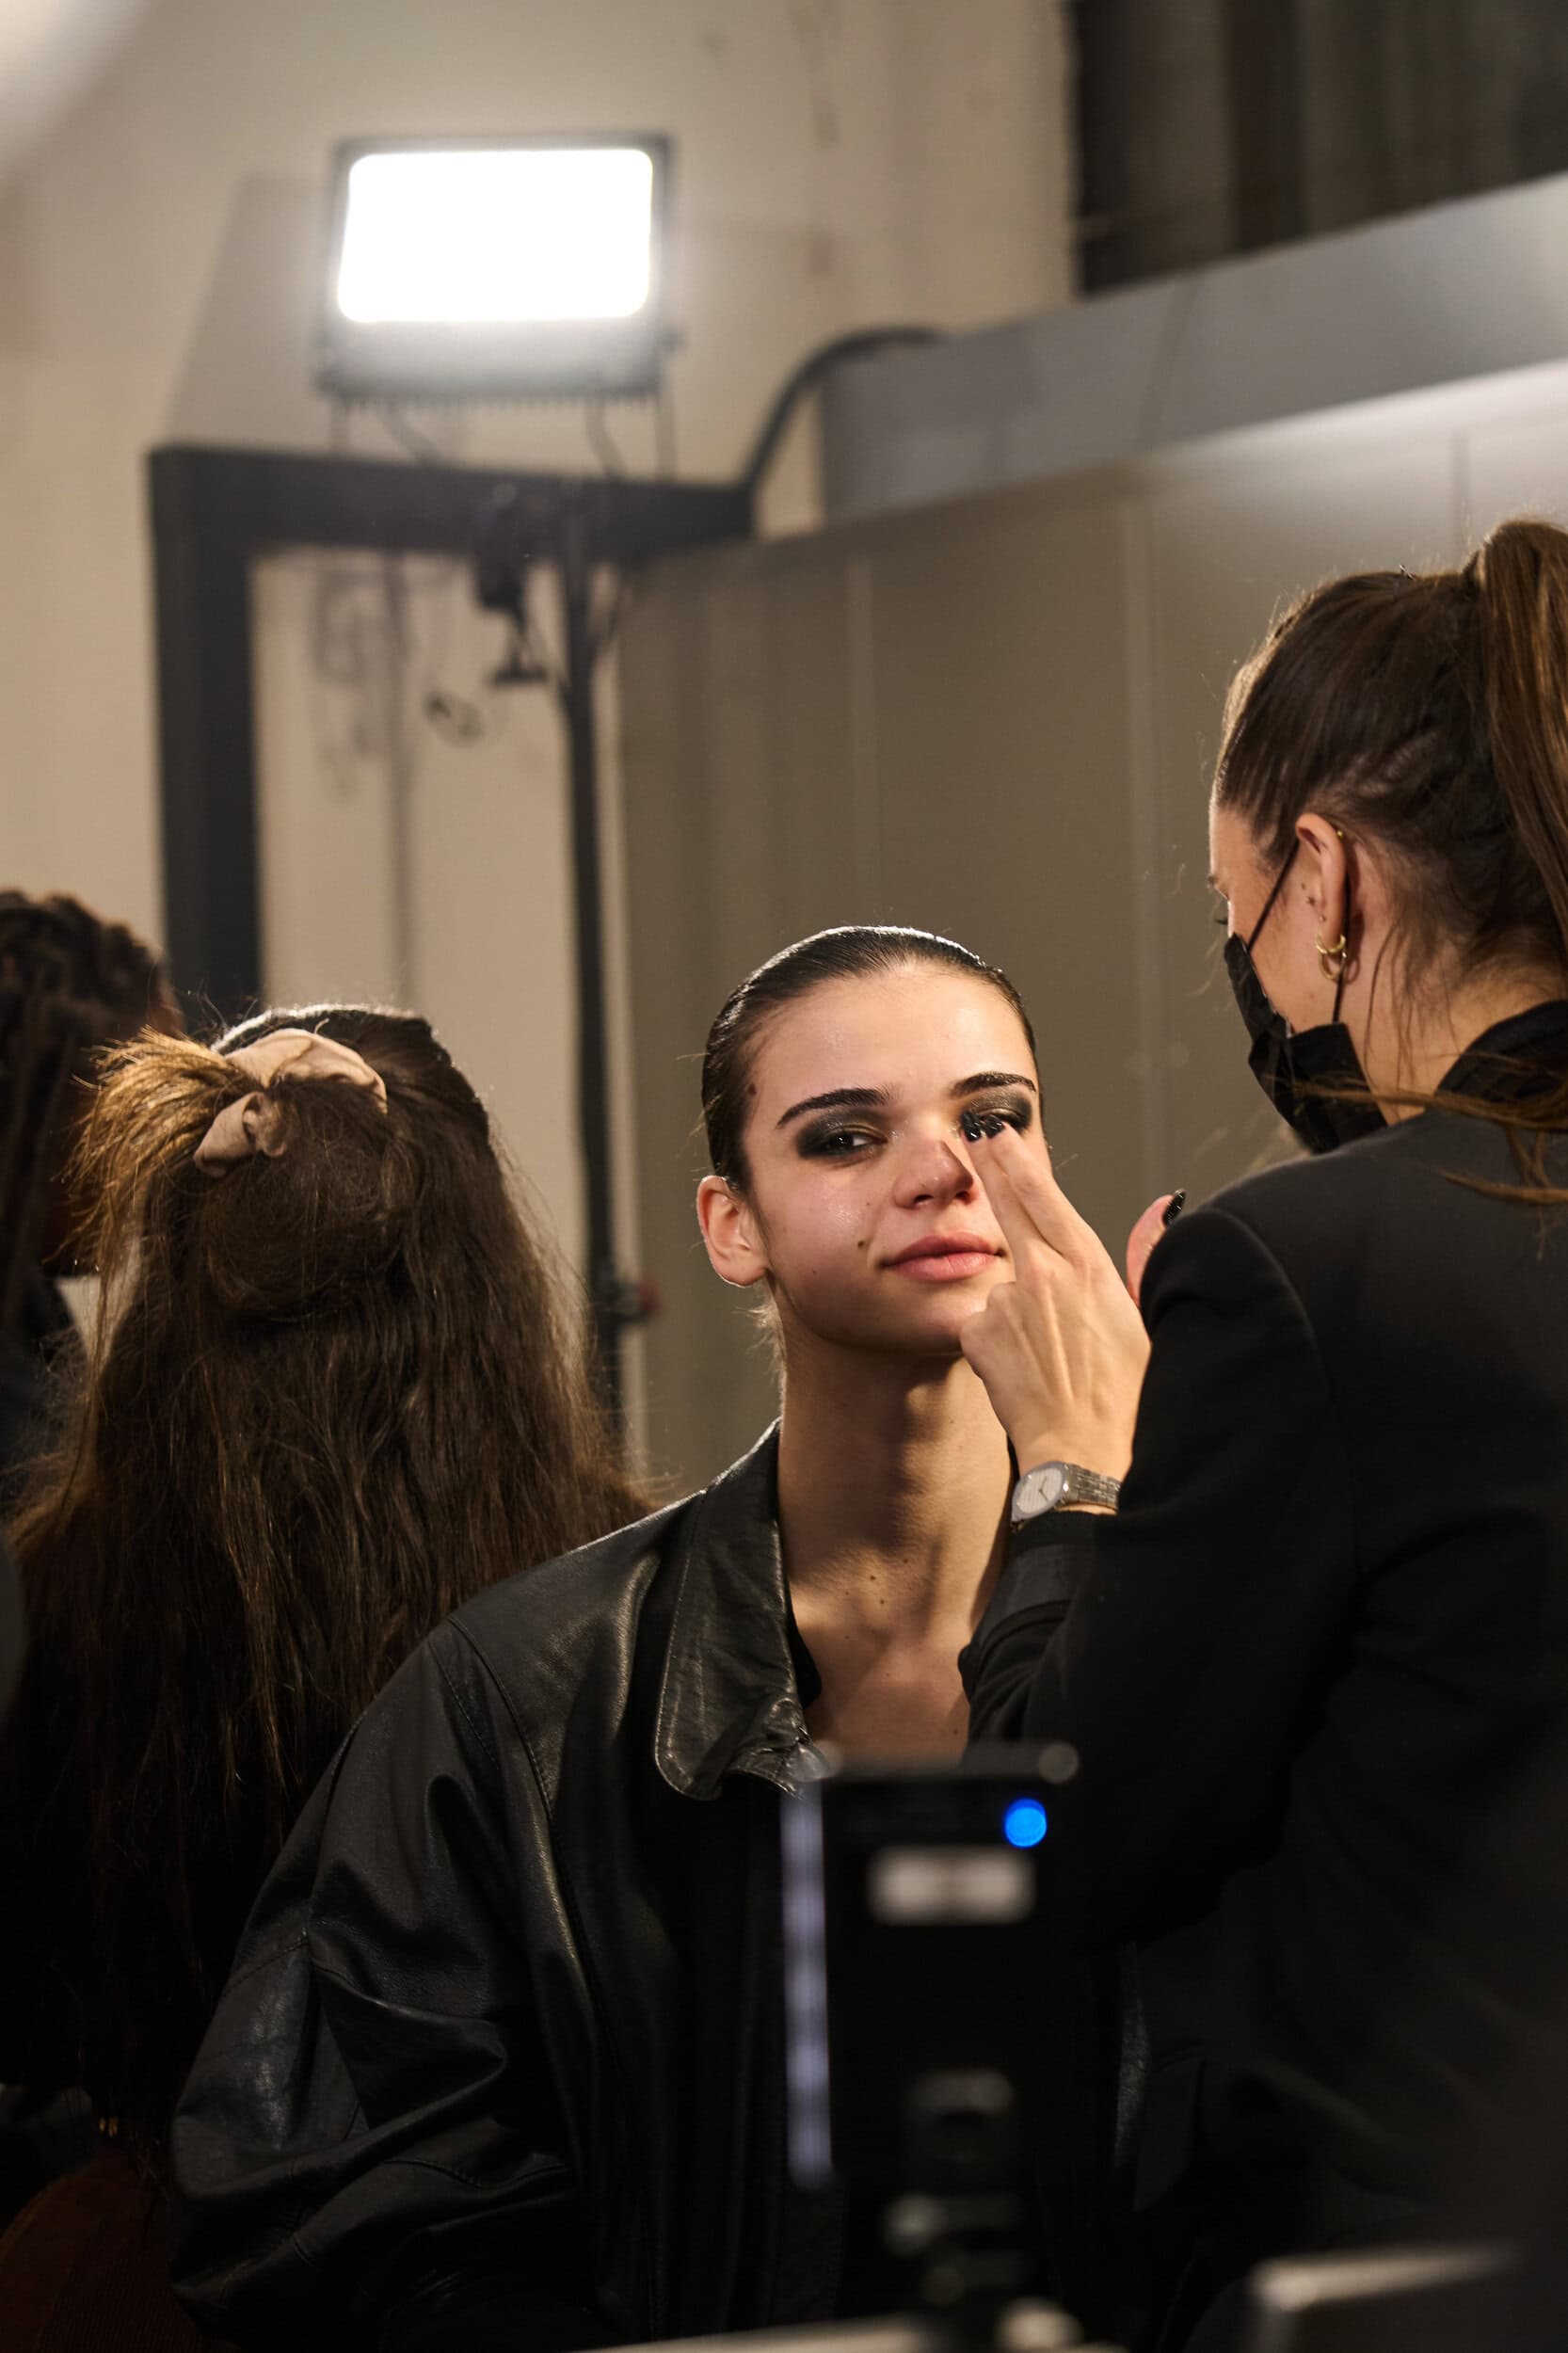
top-left (782, 1747), bottom-right (1084, 2339)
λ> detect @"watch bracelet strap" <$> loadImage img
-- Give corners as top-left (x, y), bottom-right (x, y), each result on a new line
top-left (1062, 1465), bottom-right (1121, 1509)
top-left (1012, 1461), bottom-right (1123, 1522)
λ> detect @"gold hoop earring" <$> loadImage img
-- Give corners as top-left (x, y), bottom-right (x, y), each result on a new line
top-left (1315, 931), bottom-right (1348, 981)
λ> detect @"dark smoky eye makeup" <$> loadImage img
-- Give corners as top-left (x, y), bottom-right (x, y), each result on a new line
top-left (958, 1094), bottom-right (1034, 1144)
top-left (794, 1118), bottom-right (885, 1159)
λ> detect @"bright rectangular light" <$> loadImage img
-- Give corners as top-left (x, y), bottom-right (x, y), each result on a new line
top-left (317, 136), bottom-right (670, 401)
top-left (338, 148), bottom-right (654, 324)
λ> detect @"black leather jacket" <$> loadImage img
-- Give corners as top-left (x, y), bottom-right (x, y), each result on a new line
top-left (171, 1429), bottom-right (835, 2353)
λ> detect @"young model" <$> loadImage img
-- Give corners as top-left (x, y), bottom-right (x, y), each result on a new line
top-left (172, 929), bottom-right (1052, 2351)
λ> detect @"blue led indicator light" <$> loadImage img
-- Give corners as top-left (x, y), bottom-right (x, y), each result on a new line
top-left (1002, 1798), bottom-right (1048, 1849)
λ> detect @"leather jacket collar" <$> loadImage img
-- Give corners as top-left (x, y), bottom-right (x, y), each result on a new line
top-left (653, 1424), bottom-right (820, 1801)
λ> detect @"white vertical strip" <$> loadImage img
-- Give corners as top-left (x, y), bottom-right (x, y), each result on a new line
top-left (595, 620), bottom-right (649, 1464)
top-left (846, 553), bottom-right (882, 918)
top-left (1451, 417), bottom-right (1473, 552)
top-left (1118, 492), bottom-right (1174, 1206)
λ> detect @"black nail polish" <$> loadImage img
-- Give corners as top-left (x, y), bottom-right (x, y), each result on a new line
top-left (960, 1112), bottom-right (1005, 1144)
top-left (1161, 1190), bottom-right (1187, 1228)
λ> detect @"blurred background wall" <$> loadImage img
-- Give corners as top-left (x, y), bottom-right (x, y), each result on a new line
top-left (10, 0), bottom-right (1568, 1483)
top-left (0, 0), bottom-right (1073, 1364)
top-left (623, 348), bottom-right (1568, 1484)
top-left (1072, 0), bottom-right (1568, 287)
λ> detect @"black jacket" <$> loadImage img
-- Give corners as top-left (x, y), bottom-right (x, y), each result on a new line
top-left (965, 1004), bottom-right (1568, 2316)
top-left (171, 1432), bottom-right (842, 2353)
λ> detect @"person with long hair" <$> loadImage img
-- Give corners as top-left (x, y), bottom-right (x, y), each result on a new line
top-left (169, 926), bottom-right (1080, 2351)
top-left (957, 517), bottom-right (1568, 2348)
top-left (0, 891), bottom-right (181, 1498)
top-left (0, 890), bottom-right (182, 2236)
top-left (0, 1005), bottom-right (643, 2350)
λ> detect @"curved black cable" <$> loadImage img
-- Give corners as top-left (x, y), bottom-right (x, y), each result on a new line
top-left (739, 326), bottom-right (941, 498)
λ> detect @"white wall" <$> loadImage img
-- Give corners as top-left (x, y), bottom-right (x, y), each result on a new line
top-left (0, 0), bottom-right (1073, 1328)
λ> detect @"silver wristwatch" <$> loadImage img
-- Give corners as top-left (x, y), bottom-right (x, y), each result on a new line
top-left (1010, 1461), bottom-right (1122, 1525)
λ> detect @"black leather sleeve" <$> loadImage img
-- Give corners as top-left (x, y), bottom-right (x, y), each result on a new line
top-left (963, 1205), bottom-right (1357, 1936)
top-left (170, 1626), bottom-right (606, 2353)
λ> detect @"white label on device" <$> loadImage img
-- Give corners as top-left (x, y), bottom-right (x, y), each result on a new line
top-left (869, 1847), bottom-right (1034, 1924)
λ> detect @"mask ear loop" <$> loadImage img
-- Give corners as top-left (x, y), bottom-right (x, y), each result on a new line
top-left (1246, 840), bottom-right (1299, 952)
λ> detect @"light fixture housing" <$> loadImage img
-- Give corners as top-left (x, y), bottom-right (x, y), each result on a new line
top-left (316, 134), bottom-right (672, 403)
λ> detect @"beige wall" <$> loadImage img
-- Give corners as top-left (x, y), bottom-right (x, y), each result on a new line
top-left (621, 357), bottom-right (1568, 1490)
top-left (0, 0), bottom-right (1073, 1308)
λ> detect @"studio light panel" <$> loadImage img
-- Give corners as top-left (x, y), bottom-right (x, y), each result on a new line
top-left (317, 136), bottom-right (670, 402)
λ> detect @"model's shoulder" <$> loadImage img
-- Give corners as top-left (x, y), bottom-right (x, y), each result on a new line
top-left (448, 1492), bottom-right (696, 1652)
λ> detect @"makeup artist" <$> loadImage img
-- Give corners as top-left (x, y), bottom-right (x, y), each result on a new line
top-left (960, 518), bottom-right (1568, 2350)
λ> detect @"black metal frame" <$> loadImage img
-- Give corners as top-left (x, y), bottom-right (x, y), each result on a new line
top-left (149, 442), bottom-right (752, 1404)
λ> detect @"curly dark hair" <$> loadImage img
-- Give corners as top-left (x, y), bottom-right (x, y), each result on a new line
top-left (0, 889), bottom-right (172, 1334)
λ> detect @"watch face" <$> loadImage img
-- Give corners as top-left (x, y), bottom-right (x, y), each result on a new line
top-left (1016, 1463), bottom-right (1067, 1517)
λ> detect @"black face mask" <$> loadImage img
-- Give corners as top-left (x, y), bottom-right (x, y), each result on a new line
top-left (1223, 841), bottom-right (1385, 1156)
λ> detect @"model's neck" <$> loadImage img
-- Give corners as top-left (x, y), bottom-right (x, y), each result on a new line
top-left (1365, 962), bottom-right (1568, 1115)
top-left (776, 1336), bottom-right (1011, 1640)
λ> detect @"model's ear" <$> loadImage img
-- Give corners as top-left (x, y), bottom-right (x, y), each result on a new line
top-left (696, 1175), bottom-right (770, 1289)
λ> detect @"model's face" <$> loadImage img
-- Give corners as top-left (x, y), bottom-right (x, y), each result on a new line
top-left (698, 967), bottom-right (1043, 1359)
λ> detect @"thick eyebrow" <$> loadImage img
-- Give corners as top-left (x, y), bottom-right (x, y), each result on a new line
top-left (775, 1071), bottom-right (1037, 1129)
top-left (952, 1070), bottom-right (1037, 1098)
top-left (776, 1085), bottom-right (888, 1128)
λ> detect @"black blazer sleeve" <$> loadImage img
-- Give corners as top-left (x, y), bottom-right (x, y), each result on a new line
top-left (963, 1204), bottom-right (1358, 1936)
top-left (170, 1628), bottom-right (606, 2353)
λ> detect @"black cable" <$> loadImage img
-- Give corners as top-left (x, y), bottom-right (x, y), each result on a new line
top-left (655, 375), bottom-right (679, 477)
top-left (739, 326), bottom-right (941, 498)
top-left (584, 394), bottom-right (627, 476)
top-left (376, 402), bottom-right (449, 467)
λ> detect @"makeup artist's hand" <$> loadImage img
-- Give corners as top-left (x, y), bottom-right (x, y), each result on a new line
top-left (959, 1124), bottom-right (1157, 1478)
top-left (1126, 1193), bottom-right (1178, 1308)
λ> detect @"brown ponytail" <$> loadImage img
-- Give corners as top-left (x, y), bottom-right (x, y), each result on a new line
top-left (1, 1005), bottom-right (645, 2164)
top-left (1477, 520), bottom-right (1568, 968)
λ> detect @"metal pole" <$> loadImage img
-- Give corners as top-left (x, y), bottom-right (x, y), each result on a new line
top-left (557, 506), bottom-right (623, 1415)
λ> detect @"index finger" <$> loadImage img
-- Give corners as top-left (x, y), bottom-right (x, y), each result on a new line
top-left (968, 1122), bottom-right (1086, 1267)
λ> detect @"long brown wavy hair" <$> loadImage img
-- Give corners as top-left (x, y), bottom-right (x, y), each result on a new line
top-left (1214, 517), bottom-right (1568, 1200)
top-left (0, 1004), bottom-right (645, 2165)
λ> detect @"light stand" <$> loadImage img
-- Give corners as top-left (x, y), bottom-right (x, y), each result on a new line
top-left (152, 340), bottom-right (935, 1412)
top-left (151, 444), bottom-right (751, 1416)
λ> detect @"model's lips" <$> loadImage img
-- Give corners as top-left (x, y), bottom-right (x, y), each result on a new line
top-left (886, 1233), bottom-right (1002, 1282)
